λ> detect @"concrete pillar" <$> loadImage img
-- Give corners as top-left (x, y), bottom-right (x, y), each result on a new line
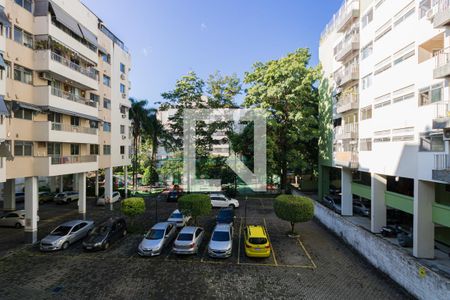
top-left (371, 173), bottom-right (387, 233)
top-left (73, 174), bottom-right (79, 191)
top-left (78, 173), bottom-right (86, 217)
top-left (95, 171), bottom-right (99, 197)
top-left (124, 166), bottom-right (128, 198)
top-left (49, 176), bottom-right (57, 193)
top-left (413, 180), bottom-right (435, 259)
top-left (105, 167), bottom-right (113, 211)
top-left (318, 165), bottom-right (330, 201)
top-left (341, 168), bottom-right (353, 216)
top-left (3, 179), bottom-right (16, 211)
top-left (59, 175), bottom-right (64, 193)
top-left (24, 177), bottom-right (38, 244)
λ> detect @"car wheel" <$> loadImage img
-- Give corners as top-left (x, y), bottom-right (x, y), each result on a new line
top-left (229, 204), bottom-right (235, 209)
top-left (103, 242), bottom-right (110, 250)
top-left (15, 223), bottom-right (22, 229)
top-left (62, 242), bottom-right (69, 250)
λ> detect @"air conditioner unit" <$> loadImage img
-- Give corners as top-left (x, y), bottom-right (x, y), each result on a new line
top-left (122, 135), bottom-right (126, 140)
top-left (122, 114), bottom-right (126, 118)
top-left (122, 93), bottom-right (126, 99)
top-left (39, 72), bottom-right (52, 81)
top-left (427, 6), bottom-right (438, 21)
top-left (120, 74), bottom-right (126, 80)
top-left (443, 128), bottom-right (450, 140)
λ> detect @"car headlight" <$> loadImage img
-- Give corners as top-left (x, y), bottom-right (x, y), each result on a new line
top-left (94, 242), bottom-right (102, 247)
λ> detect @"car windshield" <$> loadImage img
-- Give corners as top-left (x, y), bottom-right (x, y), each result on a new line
top-left (177, 233), bottom-right (193, 241)
top-left (212, 231), bottom-right (230, 241)
top-left (91, 225), bottom-right (109, 235)
top-left (219, 211), bottom-right (232, 218)
top-left (51, 226), bottom-right (72, 236)
top-left (55, 193), bottom-right (65, 197)
top-left (146, 229), bottom-right (165, 240)
top-left (249, 237), bottom-right (267, 245)
top-left (170, 213), bottom-right (182, 219)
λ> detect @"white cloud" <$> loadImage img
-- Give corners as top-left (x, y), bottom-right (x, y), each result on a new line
top-left (200, 23), bottom-right (207, 31)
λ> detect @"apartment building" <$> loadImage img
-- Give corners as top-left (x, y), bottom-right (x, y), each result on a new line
top-left (0, 0), bottom-right (132, 243)
top-left (318, 0), bottom-right (450, 260)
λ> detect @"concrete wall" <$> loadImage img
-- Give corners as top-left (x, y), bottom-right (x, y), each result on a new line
top-left (314, 201), bottom-right (450, 300)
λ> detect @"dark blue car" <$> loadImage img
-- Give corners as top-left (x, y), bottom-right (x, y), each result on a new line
top-left (216, 207), bottom-right (235, 225)
top-left (167, 191), bottom-right (180, 202)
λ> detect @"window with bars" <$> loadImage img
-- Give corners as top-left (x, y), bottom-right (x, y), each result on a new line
top-left (14, 64), bottom-right (33, 84)
top-left (360, 106), bottom-right (372, 120)
top-left (419, 132), bottom-right (445, 152)
top-left (14, 108), bottom-right (33, 120)
top-left (103, 145), bottom-right (111, 155)
top-left (419, 83), bottom-right (443, 106)
top-left (14, 141), bottom-right (33, 156)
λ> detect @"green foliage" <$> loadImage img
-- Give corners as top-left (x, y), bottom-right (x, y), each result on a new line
top-left (142, 166), bottom-right (159, 186)
top-left (274, 195), bottom-right (314, 234)
top-left (178, 194), bottom-right (211, 225)
top-left (121, 197), bottom-right (146, 218)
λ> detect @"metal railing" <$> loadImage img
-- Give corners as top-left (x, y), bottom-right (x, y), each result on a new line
top-left (433, 102), bottom-right (450, 118)
top-left (337, 93), bottom-right (359, 108)
top-left (50, 52), bottom-right (97, 80)
top-left (334, 34), bottom-right (359, 57)
top-left (334, 63), bottom-right (359, 84)
top-left (434, 154), bottom-right (450, 170)
top-left (50, 155), bottom-right (97, 165)
top-left (334, 123), bottom-right (359, 136)
top-left (435, 46), bottom-right (450, 68)
top-left (435, 0), bottom-right (450, 13)
top-left (51, 122), bottom-right (97, 135)
top-left (51, 87), bottom-right (97, 108)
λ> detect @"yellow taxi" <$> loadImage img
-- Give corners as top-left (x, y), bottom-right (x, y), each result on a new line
top-left (244, 225), bottom-right (271, 258)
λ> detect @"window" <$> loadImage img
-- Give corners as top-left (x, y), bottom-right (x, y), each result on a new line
top-left (103, 98), bottom-right (111, 109)
top-left (13, 26), bottom-right (22, 44)
top-left (393, 43), bottom-right (415, 65)
top-left (101, 53), bottom-right (110, 64)
top-left (70, 116), bottom-right (80, 127)
top-left (103, 145), bottom-right (111, 155)
top-left (5, 25), bottom-right (11, 39)
top-left (419, 83), bottom-right (443, 106)
top-left (393, 85), bottom-right (415, 103)
top-left (374, 137), bottom-right (391, 143)
top-left (103, 122), bottom-right (111, 132)
top-left (103, 75), bottom-right (111, 87)
top-left (392, 127), bottom-right (415, 142)
top-left (120, 105), bottom-right (127, 114)
top-left (90, 144), bottom-right (99, 155)
top-left (89, 120), bottom-right (98, 129)
top-left (120, 146), bottom-right (125, 155)
top-left (48, 143), bottom-right (61, 156)
top-left (362, 73), bottom-right (373, 90)
top-left (70, 144), bottom-right (80, 155)
top-left (48, 112), bottom-right (61, 123)
top-left (362, 9), bottom-right (373, 28)
top-left (90, 94), bottom-right (99, 102)
top-left (14, 141), bottom-right (33, 156)
top-left (360, 138), bottom-right (372, 151)
top-left (120, 125), bottom-right (125, 134)
top-left (14, 108), bottom-right (33, 120)
top-left (13, 26), bottom-right (33, 48)
top-left (15, 0), bottom-right (32, 13)
top-left (361, 42), bottom-right (373, 60)
top-left (5, 61), bottom-right (11, 78)
top-left (14, 64), bottom-right (33, 84)
top-left (374, 56), bottom-right (392, 75)
top-left (393, 2), bottom-right (415, 27)
top-left (120, 63), bottom-right (126, 73)
top-left (375, 20), bottom-right (392, 42)
top-left (120, 84), bottom-right (126, 93)
top-left (360, 106), bottom-right (372, 120)
top-left (420, 132), bottom-right (445, 152)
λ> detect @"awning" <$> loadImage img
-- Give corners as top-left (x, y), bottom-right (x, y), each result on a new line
top-left (0, 96), bottom-right (9, 116)
top-left (0, 7), bottom-right (10, 28)
top-left (0, 54), bottom-right (6, 70)
top-left (41, 106), bottom-right (100, 122)
top-left (13, 101), bottom-right (42, 112)
top-left (78, 24), bottom-right (98, 48)
top-left (49, 0), bottom-right (83, 39)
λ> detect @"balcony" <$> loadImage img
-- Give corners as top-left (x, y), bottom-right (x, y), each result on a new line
top-left (432, 102), bottom-right (450, 129)
top-left (334, 34), bottom-right (359, 62)
top-left (34, 50), bottom-right (98, 90)
top-left (334, 64), bottom-right (359, 87)
top-left (432, 154), bottom-right (450, 183)
top-left (34, 86), bottom-right (98, 118)
top-left (336, 93), bottom-right (359, 114)
top-left (33, 121), bottom-right (99, 144)
top-left (335, 0), bottom-right (359, 33)
top-left (334, 123), bottom-right (358, 140)
top-left (334, 151), bottom-right (359, 169)
top-left (432, 0), bottom-right (450, 28)
top-left (433, 47), bottom-right (450, 78)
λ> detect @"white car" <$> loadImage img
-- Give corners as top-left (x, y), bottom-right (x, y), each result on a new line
top-left (54, 191), bottom-right (79, 204)
top-left (167, 209), bottom-right (191, 228)
top-left (0, 210), bottom-right (40, 228)
top-left (97, 191), bottom-right (121, 206)
top-left (210, 193), bottom-right (240, 208)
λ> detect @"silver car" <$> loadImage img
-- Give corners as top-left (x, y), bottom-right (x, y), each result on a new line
top-left (172, 226), bottom-right (204, 255)
top-left (40, 220), bottom-right (94, 251)
top-left (208, 223), bottom-right (233, 258)
top-left (0, 210), bottom-right (40, 228)
top-left (138, 222), bottom-right (177, 256)
top-left (167, 209), bottom-right (191, 228)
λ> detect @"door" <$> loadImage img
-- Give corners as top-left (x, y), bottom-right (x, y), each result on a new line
top-left (1, 213), bottom-right (18, 226)
top-left (69, 225), bottom-right (80, 243)
top-left (211, 197), bottom-right (226, 208)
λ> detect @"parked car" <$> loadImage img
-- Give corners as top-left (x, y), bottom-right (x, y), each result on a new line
top-left (39, 192), bottom-right (54, 204)
top-left (138, 222), bottom-right (177, 256)
top-left (15, 192), bottom-right (25, 203)
top-left (54, 191), bottom-right (79, 204)
top-left (210, 193), bottom-right (240, 208)
top-left (208, 223), bottom-right (233, 258)
top-left (353, 201), bottom-right (370, 217)
top-left (97, 191), bottom-right (121, 206)
top-left (82, 217), bottom-right (127, 251)
top-left (216, 207), bottom-right (235, 225)
top-left (381, 225), bottom-right (401, 238)
top-left (40, 220), bottom-right (94, 251)
top-left (397, 230), bottom-right (413, 248)
top-left (167, 209), bottom-right (191, 228)
top-left (244, 225), bottom-right (271, 258)
top-left (167, 190), bottom-right (182, 202)
top-left (323, 195), bottom-right (341, 214)
top-left (172, 226), bottom-right (205, 255)
top-left (0, 210), bottom-right (39, 228)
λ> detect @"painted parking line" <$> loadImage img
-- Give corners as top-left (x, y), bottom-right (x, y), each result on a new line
top-left (237, 217), bottom-right (242, 265)
top-left (297, 238), bottom-right (317, 269)
top-left (263, 217), bottom-right (278, 266)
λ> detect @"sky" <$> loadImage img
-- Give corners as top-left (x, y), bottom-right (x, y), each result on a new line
top-left (82, 0), bottom-right (342, 107)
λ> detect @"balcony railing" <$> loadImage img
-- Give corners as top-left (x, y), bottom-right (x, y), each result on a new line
top-left (334, 123), bottom-right (359, 140)
top-left (334, 64), bottom-right (359, 86)
top-left (51, 122), bottom-right (97, 135)
top-left (50, 52), bottom-right (97, 80)
top-left (51, 87), bottom-right (97, 108)
top-left (433, 102), bottom-right (450, 118)
top-left (336, 93), bottom-right (359, 113)
top-left (335, 0), bottom-right (359, 32)
top-left (435, 47), bottom-right (450, 68)
top-left (334, 151), bottom-right (359, 169)
top-left (434, 154), bottom-right (450, 170)
top-left (51, 155), bottom-right (97, 165)
top-left (334, 34), bottom-right (359, 61)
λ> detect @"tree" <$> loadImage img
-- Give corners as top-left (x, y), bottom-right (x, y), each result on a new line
top-left (178, 194), bottom-right (211, 225)
top-left (121, 197), bottom-right (146, 231)
top-left (273, 195), bottom-right (314, 235)
top-left (244, 48), bottom-right (320, 193)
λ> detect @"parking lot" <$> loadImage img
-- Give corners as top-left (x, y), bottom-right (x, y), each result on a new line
top-left (0, 195), bottom-right (412, 299)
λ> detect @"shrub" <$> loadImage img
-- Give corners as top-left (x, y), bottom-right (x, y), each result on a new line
top-left (178, 194), bottom-right (211, 225)
top-left (121, 197), bottom-right (146, 231)
top-left (274, 195), bottom-right (314, 235)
